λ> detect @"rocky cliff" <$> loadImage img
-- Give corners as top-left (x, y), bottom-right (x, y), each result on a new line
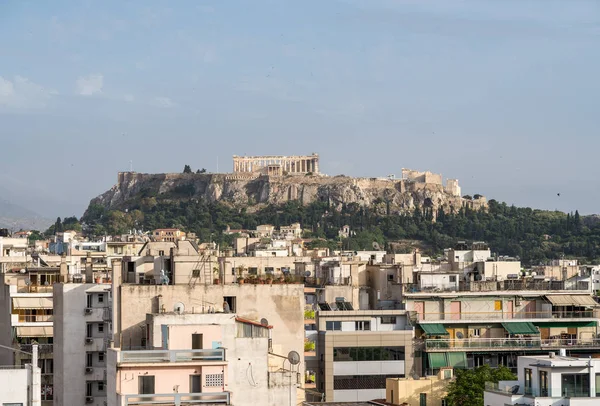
top-left (86, 172), bottom-right (486, 216)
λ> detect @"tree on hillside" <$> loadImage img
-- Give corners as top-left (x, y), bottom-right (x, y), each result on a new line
top-left (54, 217), bottom-right (63, 234)
top-left (445, 365), bottom-right (516, 406)
top-left (196, 168), bottom-right (206, 174)
top-left (183, 165), bottom-right (192, 174)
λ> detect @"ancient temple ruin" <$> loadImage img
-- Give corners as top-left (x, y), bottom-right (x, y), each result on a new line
top-left (232, 153), bottom-right (319, 176)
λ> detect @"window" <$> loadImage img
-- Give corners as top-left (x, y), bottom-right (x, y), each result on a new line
top-left (158, 250), bottom-right (165, 256)
top-left (472, 328), bottom-right (481, 337)
top-left (381, 316), bottom-right (396, 324)
top-left (355, 321), bottom-right (370, 331)
top-left (190, 375), bottom-right (202, 392)
top-left (98, 323), bottom-right (104, 333)
top-left (596, 374), bottom-right (600, 396)
top-left (248, 267), bottom-right (258, 275)
top-left (98, 382), bottom-right (104, 391)
top-left (441, 399), bottom-right (448, 406)
top-left (237, 322), bottom-right (269, 338)
top-left (86, 353), bottom-right (93, 367)
top-left (99, 352), bottom-right (105, 362)
top-left (86, 294), bottom-right (92, 308)
top-left (98, 293), bottom-right (104, 303)
top-left (387, 274), bottom-right (394, 281)
top-left (86, 382), bottom-right (93, 397)
top-left (474, 355), bottom-right (484, 367)
top-left (420, 393), bottom-right (427, 406)
top-left (192, 269), bottom-right (201, 277)
top-left (539, 371), bottom-right (548, 397)
top-left (139, 376), bottom-right (155, 394)
top-left (326, 321), bottom-right (341, 331)
top-left (86, 323), bottom-right (93, 338)
top-left (443, 369), bottom-right (452, 380)
top-left (562, 373), bottom-right (589, 397)
top-left (524, 368), bottom-right (532, 394)
top-left (333, 346), bottom-right (405, 362)
top-left (265, 267), bottom-right (274, 274)
top-left (192, 334), bottom-right (203, 350)
top-left (449, 275), bottom-right (457, 283)
top-left (494, 300), bottom-right (503, 311)
top-left (224, 296), bottom-right (236, 313)
top-left (333, 375), bottom-right (403, 390)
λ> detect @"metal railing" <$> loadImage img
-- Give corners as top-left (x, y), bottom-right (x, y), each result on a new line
top-left (416, 310), bottom-right (597, 321)
top-left (125, 392), bottom-right (230, 405)
top-left (425, 338), bottom-right (600, 351)
top-left (20, 344), bottom-right (53, 354)
top-left (119, 348), bottom-right (225, 363)
top-left (18, 315), bottom-right (54, 323)
top-left (405, 280), bottom-right (590, 293)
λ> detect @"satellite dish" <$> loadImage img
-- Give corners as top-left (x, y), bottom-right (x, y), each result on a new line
top-left (456, 331), bottom-right (464, 339)
top-left (304, 271), bottom-right (311, 277)
top-left (20, 269), bottom-right (26, 274)
top-left (287, 350), bottom-right (300, 365)
top-left (174, 302), bottom-right (185, 314)
top-left (260, 318), bottom-right (269, 326)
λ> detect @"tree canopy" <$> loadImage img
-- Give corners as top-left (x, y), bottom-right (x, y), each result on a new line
top-left (445, 365), bottom-right (516, 406)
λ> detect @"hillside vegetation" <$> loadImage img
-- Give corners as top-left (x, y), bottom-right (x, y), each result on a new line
top-left (80, 198), bottom-right (600, 266)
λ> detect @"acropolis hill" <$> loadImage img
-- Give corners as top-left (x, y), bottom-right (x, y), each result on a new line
top-left (87, 155), bottom-right (487, 215)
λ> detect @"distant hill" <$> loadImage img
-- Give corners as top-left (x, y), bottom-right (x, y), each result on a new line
top-left (0, 199), bottom-right (52, 231)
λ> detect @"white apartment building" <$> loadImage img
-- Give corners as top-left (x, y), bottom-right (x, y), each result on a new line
top-left (485, 353), bottom-right (600, 405)
top-left (0, 345), bottom-right (41, 406)
top-left (316, 309), bottom-right (415, 402)
top-left (53, 283), bottom-right (112, 406)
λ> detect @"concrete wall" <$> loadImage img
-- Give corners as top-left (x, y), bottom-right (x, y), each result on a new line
top-left (0, 281), bottom-right (13, 365)
top-left (0, 368), bottom-right (30, 404)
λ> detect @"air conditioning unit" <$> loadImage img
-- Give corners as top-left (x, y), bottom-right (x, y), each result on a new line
top-left (85, 367), bottom-right (93, 374)
top-left (84, 308), bottom-right (93, 315)
top-left (86, 397), bottom-right (94, 403)
top-left (85, 338), bottom-right (93, 344)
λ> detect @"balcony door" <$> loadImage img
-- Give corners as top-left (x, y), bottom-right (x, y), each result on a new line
top-left (192, 334), bottom-right (203, 350)
top-left (450, 301), bottom-right (461, 320)
top-left (139, 375), bottom-right (155, 394)
top-left (190, 375), bottom-right (202, 393)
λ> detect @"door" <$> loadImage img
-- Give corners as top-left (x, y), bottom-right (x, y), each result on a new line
top-left (192, 334), bottom-right (203, 350)
top-left (190, 375), bottom-right (202, 393)
top-left (506, 300), bottom-right (514, 319)
top-left (414, 301), bottom-right (424, 321)
top-left (161, 325), bottom-right (169, 349)
top-left (450, 301), bottom-right (461, 320)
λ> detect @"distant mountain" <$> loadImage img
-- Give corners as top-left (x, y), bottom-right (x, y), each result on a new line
top-left (0, 199), bottom-right (52, 231)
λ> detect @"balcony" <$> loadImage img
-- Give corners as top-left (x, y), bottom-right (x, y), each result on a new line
top-left (425, 338), bottom-right (600, 352)
top-left (20, 344), bottom-right (53, 355)
top-left (417, 310), bottom-right (598, 322)
top-left (85, 337), bottom-right (107, 352)
top-left (118, 349), bottom-right (225, 364)
top-left (124, 392), bottom-right (230, 405)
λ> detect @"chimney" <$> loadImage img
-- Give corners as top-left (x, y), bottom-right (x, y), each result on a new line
top-left (59, 254), bottom-right (68, 283)
top-left (85, 252), bottom-right (93, 283)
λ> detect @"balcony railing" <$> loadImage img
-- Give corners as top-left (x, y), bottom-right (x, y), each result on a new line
top-left (124, 392), bottom-right (230, 405)
top-left (426, 338), bottom-right (600, 351)
top-left (20, 344), bottom-right (53, 354)
top-left (119, 349), bottom-right (225, 363)
top-left (18, 315), bottom-right (54, 323)
top-left (416, 310), bottom-right (597, 321)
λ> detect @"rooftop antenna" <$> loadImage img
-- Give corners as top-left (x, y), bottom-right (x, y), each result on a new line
top-left (129, 160), bottom-right (133, 172)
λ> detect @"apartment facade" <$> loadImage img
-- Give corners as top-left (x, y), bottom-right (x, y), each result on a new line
top-left (108, 312), bottom-right (295, 406)
top-left (485, 354), bottom-right (600, 405)
top-left (316, 309), bottom-right (414, 402)
top-left (53, 283), bottom-right (112, 406)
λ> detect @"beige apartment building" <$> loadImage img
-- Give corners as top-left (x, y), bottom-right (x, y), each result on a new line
top-left (152, 228), bottom-right (186, 242)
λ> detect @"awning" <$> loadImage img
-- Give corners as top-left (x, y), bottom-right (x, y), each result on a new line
top-left (546, 295), bottom-right (598, 306)
top-left (502, 322), bottom-right (539, 335)
top-left (535, 322), bottom-right (597, 328)
top-left (420, 324), bottom-right (449, 336)
top-left (447, 352), bottom-right (467, 369)
top-left (428, 353), bottom-right (447, 369)
top-left (12, 297), bottom-right (53, 309)
top-left (16, 326), bottom-right (53, 337)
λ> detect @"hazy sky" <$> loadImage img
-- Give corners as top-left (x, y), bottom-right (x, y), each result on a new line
top-left (1, 0), bottom-right (599, 218)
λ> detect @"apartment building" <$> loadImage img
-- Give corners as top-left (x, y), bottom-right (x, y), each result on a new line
top-left (107, 312), bottom-right (296, 406)
top-left (485, 353), bottom-right (600, 405)
top-left (152, 228), bottom-right (186, 243)
top-left (0, 263), bottom-right (62, 405)
top-left (385, 371), bottom-right (450, 406)
top-left (405, 290), bottom-right (600, 375)
top-left (316, 309), bottom-right (414, 402)
top-left (53, 283), bottom-right (112, 406)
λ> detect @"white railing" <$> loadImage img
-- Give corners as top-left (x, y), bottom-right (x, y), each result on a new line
top-left (125, 392), bottom-right (230, 405)
top-left (417, 310), bottom-right (597, 321)
top-left (119, 348), bottom-right (225, 363)
top-left (425, 338), bottom-right (600, 350)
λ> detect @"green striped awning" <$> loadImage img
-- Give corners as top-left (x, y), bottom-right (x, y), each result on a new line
top-left (534, 321), bottom-right (597, 328)
top-left (421, 324), bottom-right (449, 336)
top-left (447, 352), bottom-right (468, 369)
top-left (428, 353), bottom-right (447, 368)
top-left (502, 322), bottom-right (539, 335)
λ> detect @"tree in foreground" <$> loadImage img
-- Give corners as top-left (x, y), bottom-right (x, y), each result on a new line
top-left (445, 365), bottom-right (516, 406)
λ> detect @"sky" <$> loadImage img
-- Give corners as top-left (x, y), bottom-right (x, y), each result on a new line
top-left (0, 0), bottom-right (599, 218)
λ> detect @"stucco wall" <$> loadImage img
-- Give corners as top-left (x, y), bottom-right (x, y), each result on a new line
top-left (0, 368), bottom-right (29, 404)
top-left (386, 375), bottom-right (448, 406)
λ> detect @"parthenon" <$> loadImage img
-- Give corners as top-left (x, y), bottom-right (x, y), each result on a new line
top-left (232, 153), bottom-right (320, 175)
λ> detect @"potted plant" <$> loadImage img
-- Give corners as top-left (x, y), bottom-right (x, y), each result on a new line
top-left (213, 267), bottom-right (220, 285)
top-left (237, 276), bottom-right (245, 285)
top-left (266, 275), bottom-right (273, 285)
top-left (284, 275), bottom-right (294, 284)
top-left (236, 265), bottom-right (246, 284)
